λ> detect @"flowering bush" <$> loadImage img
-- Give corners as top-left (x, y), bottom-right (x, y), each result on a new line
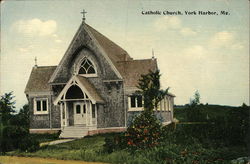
top-left (125, 110), bottom-right (163, 150)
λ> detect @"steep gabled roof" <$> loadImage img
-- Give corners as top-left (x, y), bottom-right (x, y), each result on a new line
top-left (26, 22), bottom-right (159, 92)
top-left (25, 66), bottom-right (56, 93)
top-left (116, 59), bottom-right (158, 87)
top-left (49, 22), bottom-right (130, 84)
top-left (85, 24), bottom-right (158, 87)
top-left (86, 24), bottom-right (133, 64)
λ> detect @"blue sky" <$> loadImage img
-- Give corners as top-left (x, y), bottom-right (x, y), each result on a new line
top-left (0, 0), bottom-right (249, 110)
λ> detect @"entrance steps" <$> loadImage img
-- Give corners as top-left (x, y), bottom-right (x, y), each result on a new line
top-left (59, 126), bottom-right (96, 138)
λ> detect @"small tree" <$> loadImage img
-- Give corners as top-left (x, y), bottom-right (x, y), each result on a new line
top-left (10, 104), bottom-right (29, 128)
top-left (137, 70), bottom-right (169, 111)
top-left (126, 70), bottom-right (169, 150)
top-left (190, 90), bottom-right (200, 106)
top-left (187, 91), bottom-right (205, 122)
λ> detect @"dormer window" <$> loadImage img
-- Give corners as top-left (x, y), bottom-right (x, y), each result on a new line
top-left (78, 57), bottom-right (97, 76)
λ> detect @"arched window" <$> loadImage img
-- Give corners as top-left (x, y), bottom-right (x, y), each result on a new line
top-left (78, 58), bottom-right (96, 75)
top-left (65, 85), bottom-right (84, 99)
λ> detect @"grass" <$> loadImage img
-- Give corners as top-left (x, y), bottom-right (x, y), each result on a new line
top-left (6, 130), bottom-right (248, 164)
top-left (7, 133), bottom-right (134, 163)
top-left (5, 105), bottom-right (248, 163)
top-left (29, 133), bottom-right (60, 143)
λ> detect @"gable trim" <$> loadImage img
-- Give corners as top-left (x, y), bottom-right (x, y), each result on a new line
top-left (84, 25), bottom-right (123, 79)
top-left (53, 76), bottom-right (104, 105)
top-left (49, 23), bottom-right (83, 84)
top-left (49, 23), bottom-right (123, 84)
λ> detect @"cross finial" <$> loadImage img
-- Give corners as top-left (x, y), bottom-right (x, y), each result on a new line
top-left (81, 9), bottom-right (87, 22)
top-left (34, 56), bottom-right (38, 67)
top-left (152, 49), bottom-right (155, 60)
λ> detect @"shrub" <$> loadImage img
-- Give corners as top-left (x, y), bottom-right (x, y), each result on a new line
top-left (125, 111), bottom-right (163, 150)
top-left (103, 133), bottom-right (127, 153)
top-left (19, 136), bottom-right (40, 152)
top-left (186, 104), bottom-right (206, 122)
top-left (0, 125), bottom-right (28, 152)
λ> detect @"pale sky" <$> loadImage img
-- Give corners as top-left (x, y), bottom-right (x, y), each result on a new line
top-left (0, 0), bottom-right (249, 110)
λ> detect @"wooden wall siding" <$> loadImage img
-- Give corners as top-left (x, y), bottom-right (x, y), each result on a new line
top-left (51, 105), bottom-right (61, 128)
top-left (95, 82), bottom-right (125, 128)
top-left (127, 111), bottom-right (173, 127)
top-left (29, 96), bottom-right (50, 129)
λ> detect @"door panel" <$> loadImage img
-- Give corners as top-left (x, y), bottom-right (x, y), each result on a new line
top-left (74, 103), bottom-right (86, 125)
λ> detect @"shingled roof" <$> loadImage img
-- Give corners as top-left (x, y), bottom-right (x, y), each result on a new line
top-left (116, 59), bottom-right (158, 87)
top-left (76, 75), bottom-right (104, 103)
top-left (86, 24), bottom-right (158, 87)
top-left (25, 66), bottom-right (56, 93)
top-left (26, 23), bottom-right (158, 92)
top-left (86, 24), bottom-right (133, 64)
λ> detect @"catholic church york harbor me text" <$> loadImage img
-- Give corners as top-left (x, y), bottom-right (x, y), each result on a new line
top-left (24, 13), bottom-right (175, 138)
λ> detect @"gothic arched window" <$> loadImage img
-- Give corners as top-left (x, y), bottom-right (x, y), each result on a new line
top-left (78, 58), bottom-right (96, 75)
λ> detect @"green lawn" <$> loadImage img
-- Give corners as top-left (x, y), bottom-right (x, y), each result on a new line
top-left (7, 133), bottom-right (133, 163)
top-left (6, 131), bottom-right (248, 164)
top-left (5, 105), bottom-right (249, 164)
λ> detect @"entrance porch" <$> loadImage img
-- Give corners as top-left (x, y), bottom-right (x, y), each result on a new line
top-left (53, 75), bottom-right (104, 138)
top-left (59, 100), bottom-right (97, 128)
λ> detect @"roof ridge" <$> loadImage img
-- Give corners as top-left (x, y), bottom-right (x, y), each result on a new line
top-left (85, 24), bottom-right (128, 55)
top-left (117, 58), bottom-right (156, 63)
top-left (35, 65), bottom-right (57, 68)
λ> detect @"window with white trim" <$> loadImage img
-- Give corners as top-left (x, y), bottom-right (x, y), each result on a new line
top-left (128, 95), bottom-right (143, 110)
top-left (34, 98), bottom-right (48, 114)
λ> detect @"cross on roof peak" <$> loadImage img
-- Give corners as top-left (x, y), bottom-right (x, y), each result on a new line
top-left (81, 9), bottom-right (87, 22)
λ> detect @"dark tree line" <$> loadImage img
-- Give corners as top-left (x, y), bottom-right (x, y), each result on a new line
top-left (0, 92), bottom-right (38, 153)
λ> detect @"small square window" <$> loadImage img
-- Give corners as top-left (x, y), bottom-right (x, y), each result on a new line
top-left (34, 98), bottom-right (48, 114)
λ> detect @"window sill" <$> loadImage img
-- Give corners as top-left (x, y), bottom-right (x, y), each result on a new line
top-left (78, 74), bottom-right (98, 78)
top-left (128, 108), bottom-right (143, 111)
top-left (34, 111), bottom-right (49, 115)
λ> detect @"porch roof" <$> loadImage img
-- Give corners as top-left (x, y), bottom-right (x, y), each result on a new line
top-left (53, 75), bottom-right (104, 105)
top-left (76, 75), bottom-right (104, 103)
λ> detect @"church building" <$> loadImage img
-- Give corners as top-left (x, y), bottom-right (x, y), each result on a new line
top-left (25, 14), bottom-right (175, 138)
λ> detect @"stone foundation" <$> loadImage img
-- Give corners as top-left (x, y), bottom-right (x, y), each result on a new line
top-left (87, 127), bottom-right (126, 136)
top-left (29, 129), bottom-right (60, 134)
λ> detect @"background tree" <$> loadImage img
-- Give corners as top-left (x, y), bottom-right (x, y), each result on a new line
top-left (10, 104), bottom-right (29, 128)
top-left (190, 90), bottom-right (200, 105)
top-left (0, 92), bottom-right (15, 126)
top-left (186, 91), bottom-right (205, 122)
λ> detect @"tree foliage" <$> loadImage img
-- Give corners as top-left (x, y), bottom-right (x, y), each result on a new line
top-left (137, 70), bottom-right (169, 111)
top-left (0, 92), bottom-right (16, 125)
top-left (126, 110), bottom-right (163, 150)
top-left (190, 90), bottom-right (200, 105)
top-left (0, 92), bottom-right (38, 153)
top-left (187, 91), bottom-right (206, 122)
top-left (10, 104), bottom-right (29, 128)
top-left (125, 70), bottom-right (170, 150)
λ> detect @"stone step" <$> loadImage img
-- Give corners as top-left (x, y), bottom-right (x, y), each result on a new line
top-left (59, 126), bottom-right (95, 139)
